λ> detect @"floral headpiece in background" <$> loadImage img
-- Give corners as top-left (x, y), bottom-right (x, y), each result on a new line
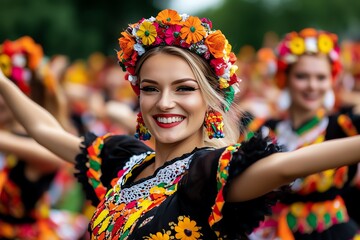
top-left (117, 9), bottom-right (239, 109)
top-left (0, 36), bottom-right (43, 95)
top-left (275, 28), bottom-right (342, 89)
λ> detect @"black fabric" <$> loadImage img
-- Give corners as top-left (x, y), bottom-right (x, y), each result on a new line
top-left (75, 132), bottom-right (285, 239)
top-left (74, 132), bottom-right (153, 206)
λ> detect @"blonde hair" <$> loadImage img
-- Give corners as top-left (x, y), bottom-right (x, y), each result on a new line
top-left (135, 46), bottom-right (242, 148)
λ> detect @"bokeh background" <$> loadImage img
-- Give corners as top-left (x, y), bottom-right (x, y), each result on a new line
top-left (1, 0), bottom-right (360, 60)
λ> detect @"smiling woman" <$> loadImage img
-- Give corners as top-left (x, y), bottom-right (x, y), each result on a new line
top-left (1, 10), bottom-right (360, 240)
top-left (249, 28), bottom-right (360, 240)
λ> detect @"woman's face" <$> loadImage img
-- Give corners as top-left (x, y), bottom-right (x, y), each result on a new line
top-left (138, 53), bottom-right (208, 145)
top-left (287, 55), bottom-right (332, 112)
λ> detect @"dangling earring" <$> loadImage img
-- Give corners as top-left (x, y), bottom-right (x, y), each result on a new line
top-left (277, 88), bottom-right (291, 111)
top-left (135, 112), bottom-right (151, 140)
top-left (205, 109), bottom-right (224, 139)
top-left (323, 89), bottom-right (335, 111)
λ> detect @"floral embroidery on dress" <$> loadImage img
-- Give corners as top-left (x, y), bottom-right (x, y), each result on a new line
top-left (144, 216), bottom-right (202, 240)
top-left (89, 151), bottom-right (195, 239)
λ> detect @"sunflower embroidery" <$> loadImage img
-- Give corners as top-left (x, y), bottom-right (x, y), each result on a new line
top-left (137, 21), bottom-right (158, 46)
top-left (181, 16), bottom-right (206, 44)
top-left (173, 216), bottom-right (202, 240)
top-left (144, 231), bottom-right (172, 240)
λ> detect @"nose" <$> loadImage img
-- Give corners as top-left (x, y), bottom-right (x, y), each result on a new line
top-left (156, 90), bottom-right (176, 111)
top-left (307, 77), bottom-right (318, 90)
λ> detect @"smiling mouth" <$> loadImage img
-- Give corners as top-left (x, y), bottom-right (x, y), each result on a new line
top-left (156, 116), bottom-right (184, 123)
top-left (153, 116), bottom-right (185, 128)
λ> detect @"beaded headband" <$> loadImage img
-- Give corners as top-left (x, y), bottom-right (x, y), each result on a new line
top-left (117, 9), bottom-right (239, 109)
top-left (275, 28), bottom-right (342, 89)
top-left (0, 36), bottom-right (43, 95)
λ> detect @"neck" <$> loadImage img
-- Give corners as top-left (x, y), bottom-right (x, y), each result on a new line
top-left (154, 135), bottom-right (205, 169)
top-left (288, 106), bottom-right (323, 130)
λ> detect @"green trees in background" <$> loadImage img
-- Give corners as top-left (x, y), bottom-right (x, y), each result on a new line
top-left (200, 0), bottom-right (360, 54)
top-left (1, 0), bottom-right (359, 59)
top-left (0, 0), bottom-right (157, 59)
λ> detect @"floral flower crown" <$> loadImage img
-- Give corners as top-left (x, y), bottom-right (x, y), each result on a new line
top-left (117, 9), bottom-right (239, 109)
top-left (275, 28), bottom-right (342, 89)
top-left (0, 36), bottom-right (43, 95)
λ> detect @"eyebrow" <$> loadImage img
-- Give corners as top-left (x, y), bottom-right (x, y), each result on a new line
top-left (140, 78), bottom-right (198, 85)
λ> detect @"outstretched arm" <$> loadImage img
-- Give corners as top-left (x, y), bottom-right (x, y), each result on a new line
top-left (0, 130), bottom-right (67, 173)
top-left (0, 69), bottom-right (81, 163)
top-left (227, 135), bottom-right (360, 202)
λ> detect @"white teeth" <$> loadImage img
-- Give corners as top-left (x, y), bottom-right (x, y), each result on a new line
top-left (157, 116), bottom-right (184, 124)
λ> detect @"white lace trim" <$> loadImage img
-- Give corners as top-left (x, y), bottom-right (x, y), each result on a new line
top-left (113, 153), bottom-right (194, 204)
top-left (276, 117), bottom-right (329, 151)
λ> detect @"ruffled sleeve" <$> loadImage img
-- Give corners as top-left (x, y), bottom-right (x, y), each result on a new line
top-left (211, 134), bottom-right (286, 239)
top-left (74, 132), bottom-right (154, 206)
top-left (180, 133), bottom-right (286, 239)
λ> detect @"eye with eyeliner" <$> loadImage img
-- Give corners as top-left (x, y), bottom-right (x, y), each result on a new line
top-left (176, 86), bottom-right (198, 92)
top-left (139, 86), bottom-right (158, 92)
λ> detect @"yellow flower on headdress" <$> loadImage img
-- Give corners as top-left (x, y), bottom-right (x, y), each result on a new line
top-left (289, 36), bottom-right (305, 55)
top-left (156, 9), bottom-right (182, 25)
top-left (181, 16), bottom-right (206, 44)
top-left (219, 77), bottom-right (229, 89)
top-left (137, 21), bottom-right (157, 46)
top-left (0, 54), bottom-right (12, 76)
top-left (318, 34), bottom-right (334, 54)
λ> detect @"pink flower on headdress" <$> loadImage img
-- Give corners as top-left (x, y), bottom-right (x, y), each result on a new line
top-left (165, 25), bottom-right (182, 45)
top-left (201, 18), bottom-right (213, 29)
top-left (153, 22), bottom-right (165, 45)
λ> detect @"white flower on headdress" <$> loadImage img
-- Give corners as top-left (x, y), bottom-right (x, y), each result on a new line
top-left (180, 13), bottom-right (189, 20)
top-left (305, 37), bottom-right (318, 53)
top-left (12, 53), bottom-right (27, 67)
top-left (148, 17), bottom-right (156, 22)
top-left (196, 44), bottom-right (208, 54)
top-left (329, 49), bottom-right (339, 61)
top-left (134, 43), bottom-right (145, 56)
top-left (283, 54), bottom-right (298, 64)
top-left (132, 28), bottom-right (137, 36)
top-left (128, 74), bottom-right (138, 85)
top-left (23, 69), bottom-right (32, 82)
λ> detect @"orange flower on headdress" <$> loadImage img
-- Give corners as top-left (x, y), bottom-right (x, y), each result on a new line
top-left (181, 16), bottom-right (206, 44)
top-left (118, 31), bottom-right (136, 60)
top-left (289, 36), bottom-right (305, 55)
top-left (17, 36), bottom-right (43, 70)
top-left (205, 30), bottom-right (226, 58)
top-left (299, 28), bottom-right (317, 38)
top-left (318, 34), bottom-right (334, 54)
top-left (137, 21), bottom-right (157, 46)
top-left (156, 9), bottom-right (182, 25)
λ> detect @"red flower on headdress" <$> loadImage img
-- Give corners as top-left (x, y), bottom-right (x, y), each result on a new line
top-left (210, 58), bottom-right (226, 76)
